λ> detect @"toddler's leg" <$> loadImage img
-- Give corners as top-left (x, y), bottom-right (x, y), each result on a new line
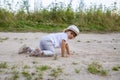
top-left (40, 39), bottom-right (55, 57)
top-left (42, 50), bottom-right (55, 57)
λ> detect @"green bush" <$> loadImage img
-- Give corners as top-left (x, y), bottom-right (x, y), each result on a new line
top-left (0, 1), bottom-right (120, 32)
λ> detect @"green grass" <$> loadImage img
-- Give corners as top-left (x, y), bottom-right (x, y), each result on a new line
top-left (112, 66), bottom-right (120, 71)
top-left (87, 62), bottom-right (108, 76)
top-left (23, 65), bottom-right (30, 69)
top-left (74, 68), bottom-right (80, 74)
top-left (11, 65), bottom-right (17, 69)
top-left (50, 67), bottom-right (63, 78)
top-left (100, 70), bottom-right (107, 76)
top-left (0, 1), bottom-right (120, 33)
top-left (21, 70), bottom-right (32, 80)
top-left (0, 62), bottom-right (8, 68)
top-left (53, 54), bottom-right (58, 60)
top-left (11, 70), bottom-right (19, 80)
top-left (0, 37), bottom-right (9, 42)
top-left (36, 65), bottom-right (51, 72)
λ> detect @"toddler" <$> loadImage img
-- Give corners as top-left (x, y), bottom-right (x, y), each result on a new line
top-left (18, 25), bottom-right (79, 57)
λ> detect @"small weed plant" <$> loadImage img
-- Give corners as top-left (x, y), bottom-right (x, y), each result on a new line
top-left (22, 70), bottom-right (32, 80)
top-left (75, 68), bottom-right (80, 74)
top-left (0, 62), bottom-right (8, 68)
top-left (50, 67), bottom-right (63, 79)
top-left (112, 65), bottom-right (120, 71)
top-left (87, 62), bottom-right (108, 76)
top-left (72, 62), bottom-right (78, 65)
top-left (36, 65), bottom-right (51, 72)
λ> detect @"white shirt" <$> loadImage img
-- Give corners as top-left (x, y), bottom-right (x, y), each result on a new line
top-left (46, 32), bottom-right (68, 48)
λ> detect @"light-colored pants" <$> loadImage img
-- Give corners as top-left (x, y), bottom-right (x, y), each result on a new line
top-left (39, 37), bottom-right (55, 56)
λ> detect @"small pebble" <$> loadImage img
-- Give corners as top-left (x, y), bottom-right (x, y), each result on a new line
top-left (114, 48), bottom-right (116, 50)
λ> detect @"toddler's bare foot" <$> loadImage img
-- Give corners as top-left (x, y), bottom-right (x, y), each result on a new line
top-left (18, 45), bottom-right (32, 54)
top-left (29, 48), bottom-right (43, 57)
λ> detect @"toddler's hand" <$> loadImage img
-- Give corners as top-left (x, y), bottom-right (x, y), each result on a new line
top-left (70, 51), bottom-right (75, 55)
top-left (65, 54), bottom-right (70, 57)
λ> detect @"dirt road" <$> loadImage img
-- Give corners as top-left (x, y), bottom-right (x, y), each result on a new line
top-left (0, 32), bottom-right (120, 80)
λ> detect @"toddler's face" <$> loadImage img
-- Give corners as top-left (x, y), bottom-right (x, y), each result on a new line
top-left (67, 31), bottom-right (76, 39)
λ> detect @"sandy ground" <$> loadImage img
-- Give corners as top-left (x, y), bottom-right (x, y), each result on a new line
top-left (0, 32), bottom-right (120, 80)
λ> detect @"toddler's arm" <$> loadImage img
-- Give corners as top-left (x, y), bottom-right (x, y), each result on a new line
top-left (65, 43), bottom-right (70, 56)
top-left (61, 40), bottom-right (66, 57)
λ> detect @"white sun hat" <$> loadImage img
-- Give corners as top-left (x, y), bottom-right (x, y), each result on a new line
top-left (65, 25), bottom-right (80, 36)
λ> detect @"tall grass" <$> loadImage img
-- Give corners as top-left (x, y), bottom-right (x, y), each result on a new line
top-left (0, 1), bottom-right (120, 32)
